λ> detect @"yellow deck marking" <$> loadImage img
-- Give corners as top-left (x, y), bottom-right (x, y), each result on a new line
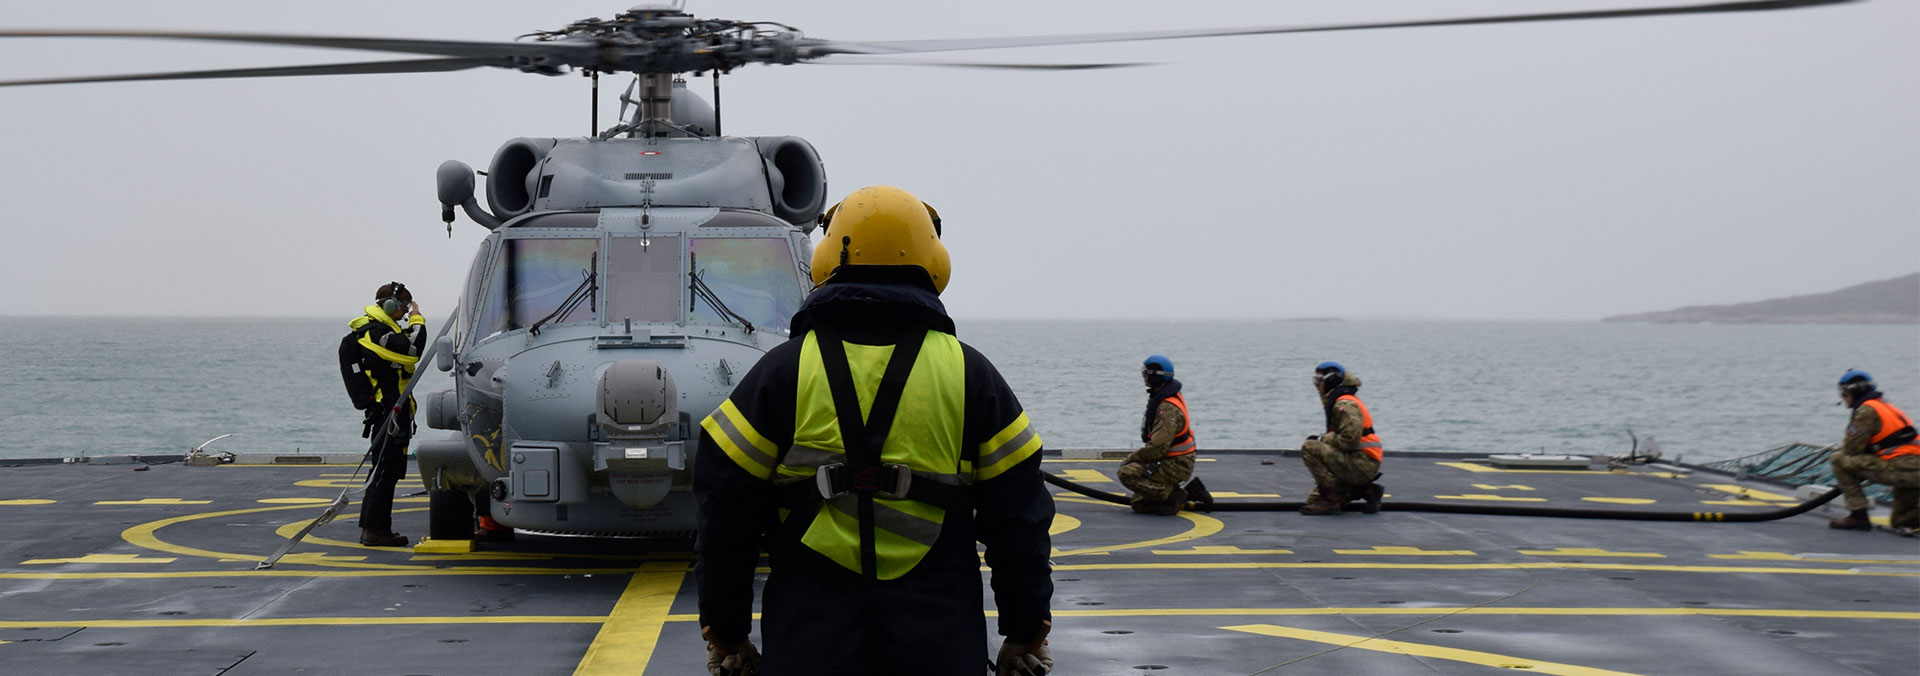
top-left (1433, 493), bottom-right (1547, 502)
top-left (1701, 500), bottom-right (1795, 507)
top-left (1334, 546), bottom-right (1477, 556)
top-left (1057, 469), bottom-right (1112, 483)
top-left (1151, 545), bottom-right (1294, 555)
top-left (414, 539), bottom-right (475, 554)
top-left (1582, 497), bottom-right (1656, 505)
top-left (1050, 497), bottom-right (1223, 557)
top-left (1698, 484), bottom-right (1796, 501)
top-left (1436, 462), bottom-right (1618, 476)
top-left (1712, 551), bottom-right (1920, 564)
top-left (271, 553), bottom-right (373, 565)
top-left (1211, 492), bottom-right (1281, 498)
top-left (573, 562), bottom-right (688, 676)
top-left (0, 616), bottom-right (606, 629)
top-left (1635, 471), bottom-right (1689, 479)
top-left (1224, 623), bottom-right (1646, 675)
top-left (1048, 513), bottom-right (1082, 536)
top-left (94, 498), bottom-right (213, 506)
top-left (0, 499), bottom-right (55, 506)
top-left (121, 503), bottom-right (442, 566)
top-left (1518, 547), bottom-right (1663, 558)
top-left (256, 498), bottom-right (333, 504)
top-left (1473, 484), bottom-right (1536, 491)
top-left (23, 553), bottom-right (178, 565)
top-left (0, 567), bottom-right (679, 580)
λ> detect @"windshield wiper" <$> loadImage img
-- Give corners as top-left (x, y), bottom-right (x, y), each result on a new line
top-left (529, 268), bottom-right (597, 336)
top-left (689, 255), bottom-right (755, 334)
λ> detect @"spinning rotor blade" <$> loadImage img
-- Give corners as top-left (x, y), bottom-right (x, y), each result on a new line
top-left (0, 29), bottom-right (582, 60)
top-left (0, 57), bottom-right (496, 88)
top-left (816, 0), bottom-right (1858, 56)
top-left (804, 56), bottom-right (1152, 71)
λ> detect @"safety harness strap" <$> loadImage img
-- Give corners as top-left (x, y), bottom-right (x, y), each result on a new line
top-left (1871, 426), bottom-right (1918, 455)
top-left (811, 320), bottom-right (928, 582)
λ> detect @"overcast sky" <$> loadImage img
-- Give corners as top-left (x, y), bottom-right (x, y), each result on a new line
top-left (0, 0), bottom-right (1912, 320)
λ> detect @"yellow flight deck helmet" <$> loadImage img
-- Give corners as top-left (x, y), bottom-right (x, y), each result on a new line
top-left (810, 185), bottom-right (950, 294)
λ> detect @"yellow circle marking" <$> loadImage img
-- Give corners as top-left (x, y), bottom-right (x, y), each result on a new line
top-left (1050, 495), bottom-right (1224, 557)
top-left (258, 498), bottom-right (334, 505)
top-left (0, 499), bottom-right (56, 506)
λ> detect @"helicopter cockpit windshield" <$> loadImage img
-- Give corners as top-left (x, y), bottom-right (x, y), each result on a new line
top-left (687, 237), bottom-right (804, 333)
top-left (473, 236), bottom-right (600, 339)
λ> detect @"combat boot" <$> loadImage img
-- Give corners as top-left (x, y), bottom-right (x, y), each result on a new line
top-left (360, 529), bottom-right (409, 547)
top-left (1828, 509), bottom-right (1873, 531)
top-left (1359, 483), bottom-right (1386, 515)
top-left (1159, 486), bottom-right (1188, 516)
top-left (1183, 478), bottom-right (1215, 512)
top-left (1299, 485), bottom-right (1344, 516)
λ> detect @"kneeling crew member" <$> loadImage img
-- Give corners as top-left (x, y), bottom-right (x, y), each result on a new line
top-left (1118, 355), bottom-right (1199, 516)
top-left (347, 282), bottom-right (426, 547)
top-left (1299, 361), bottom-right (1385, 516)
top-left (694, 186), bottom-right (1055, 676)
top-left (1828, 370), bottom-right (1920, 535)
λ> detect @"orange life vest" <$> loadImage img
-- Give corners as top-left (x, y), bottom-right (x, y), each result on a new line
top-left (1334, 394), bottom-right (1383, 463)
top-left (1861, 399), bottom-right (1920, 459)
top-left (1161, 392), bottom-right (1196, 457)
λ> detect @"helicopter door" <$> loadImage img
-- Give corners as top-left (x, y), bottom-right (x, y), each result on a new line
top-left (607, 234), bottom-right (682, 324)
top-left (686, 237), bottom-right (805, 333)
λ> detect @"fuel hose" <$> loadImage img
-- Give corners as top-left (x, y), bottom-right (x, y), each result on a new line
top-left (1041, 471), bottom-right (1843, 523)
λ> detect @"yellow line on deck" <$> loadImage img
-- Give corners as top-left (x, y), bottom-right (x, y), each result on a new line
top-left (1435, 462), bottom-right (1623, 475)
top-left (1051, 561), bottom-right (1918, 576)
top-left (574, 562), bottom-right (687, 676)
top-left (1056, 469), bottom-right (1112, 484)
top-left (1225, 623), bottom-right (1646, 676)
top-left (1050, 497), bottom-right (1223, 557)
top-left (0, 566), bottom-right (670, 580)
top-left (0, 499), bottom-right (56, 506)
top-left (0, 616), bottom-right (604, 629)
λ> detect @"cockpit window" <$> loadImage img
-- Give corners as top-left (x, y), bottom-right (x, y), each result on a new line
top-left (458, 240), bottom-right (494, 346)
top-left (474, 237), bottom-right (600, 336)
top-left (607, 235), bottom-right (680, 324)
top-left (687, 237), bottom-right (804, 332)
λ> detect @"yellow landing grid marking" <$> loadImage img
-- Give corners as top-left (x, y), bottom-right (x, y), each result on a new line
top-left (1713, 551), bottom-right (1920, 564)
top-left (1702, 500), bottom-right (1796, 507)
top-left (1519, 547), bottom-right (1663, 558)
top-left (1051, 561), bottom-right (1919, 576)
top-left (0, 616), bottom-right (606, 629)
top-left (1048, 514), bottom-right (1082, 536)
top-left (256, 498), bottom-right (332, 504)
top-left (1434, 494), bottom-right (1548, 502)
top-left (1152, 545), bottom-right (1294, 555)
top-left (94, 498), bottom-right (213, 506)
top-left (1473, 484), bottom-right (1536, 491)
top-left (1583, 497), bottom-right (1656, 505)
top-left (574, 563), bottom-right (686, 676)
top-left (1050, 497), bottom-right (1222, 557)
top-left (23, 554), bottom-right (178, 565)
top-left (1698, 484), bottom-right (1797, 502)
top-left (1436, 462), bottom-right (1621, 475)
top-left (1335, 546), bottom-right (1476, 556)
top-left (1211, 492), bottom-right (1282, 498)
top-left (0, 567), bottom-right (670, 580)
top-left (0, 499), bottom-right (56, 506)
top-left (1056, 469), bottom-right (1111, 483)
top-left (1225, 623), bottom-right (1645, 676)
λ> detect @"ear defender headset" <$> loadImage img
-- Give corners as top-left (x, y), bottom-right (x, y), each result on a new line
top-left (378, 281), bottom-right (408, 318)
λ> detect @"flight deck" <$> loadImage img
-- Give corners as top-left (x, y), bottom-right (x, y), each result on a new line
top-left (1, 451), bottom-right (1916, 675)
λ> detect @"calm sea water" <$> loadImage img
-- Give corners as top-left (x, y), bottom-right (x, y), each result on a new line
top-left (1, 317), bottom-right (1914, 464)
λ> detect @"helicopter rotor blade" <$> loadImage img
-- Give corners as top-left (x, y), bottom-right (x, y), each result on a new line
top-left (0, 29), bottom-right (585, 61)
top-left (803, 56), bottom-right (1153, 71)
top-left (813, 0), bottom-right (1858, 56)
top-left (0, 57), bottom-right (499, 88)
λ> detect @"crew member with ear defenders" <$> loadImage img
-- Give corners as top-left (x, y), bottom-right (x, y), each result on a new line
top-left (346, 282), bottom-right (426, 547)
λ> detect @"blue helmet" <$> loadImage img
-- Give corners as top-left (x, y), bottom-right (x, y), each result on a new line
top-left (1839, 369), bottom-right (1873, 386)
top-left (1143, 354), bottom-right (1174, 377)
top-left (1313, 361), bottom-right (1346, 388)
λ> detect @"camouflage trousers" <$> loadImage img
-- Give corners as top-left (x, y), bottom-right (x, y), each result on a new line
top-left (1118, 454), bottom-right (1195, 512)
top-left (1301, 440), bottom-right (1381, 503)
top-left (1831, 452), bottom-right (1920, 527)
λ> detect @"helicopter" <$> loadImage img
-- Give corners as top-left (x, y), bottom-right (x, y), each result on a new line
top-left (0, 0), bottom-right (1878, 541)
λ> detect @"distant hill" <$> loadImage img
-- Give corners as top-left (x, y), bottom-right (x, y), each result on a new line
top-left (1603, 272), bottom-right (1920, 324)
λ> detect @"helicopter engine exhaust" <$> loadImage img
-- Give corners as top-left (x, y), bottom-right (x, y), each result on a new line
top-left (595, 359), bottom-right (680, 509)
top-left (755, 136), bottom-right (827, 229)
top-left (486, 137), bottom-right (557, 219)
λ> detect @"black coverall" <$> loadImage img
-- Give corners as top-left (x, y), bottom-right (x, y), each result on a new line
top-left (695, 281), bottom-right (1054, 676)
top-left (352, 309), bottom-right (425, 534)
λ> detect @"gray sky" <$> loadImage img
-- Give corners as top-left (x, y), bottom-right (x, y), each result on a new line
top-left (0, 0), bottom-right (1913, 320)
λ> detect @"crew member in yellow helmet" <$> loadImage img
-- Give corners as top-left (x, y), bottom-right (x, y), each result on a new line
top-left (695, 186), bottom-right (1056, 676)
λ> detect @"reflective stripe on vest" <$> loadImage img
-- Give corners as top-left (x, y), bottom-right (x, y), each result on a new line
top-left (780, 329), bottom-right (968, 580)
top-left (1336, 394), bottom-right (1384, 463)
top-left (1162, 393), bottom-right (1196, 457)
top-left (1862, 399), bottom-right (1920, 459)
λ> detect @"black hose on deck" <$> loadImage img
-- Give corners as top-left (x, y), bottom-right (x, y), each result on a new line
top-left (1042, 472), bottom-right (1843, 523)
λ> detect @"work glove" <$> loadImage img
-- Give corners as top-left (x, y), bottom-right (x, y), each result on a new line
top-left (1305, 434), bottom-right (1320, 442)
top-left (702, 626), bottom-right (761, 676)
top-left (995, 621), bottom-right (1053, 676)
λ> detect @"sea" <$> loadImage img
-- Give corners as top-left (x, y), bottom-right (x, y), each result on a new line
top-left (2, 317), bottom-right (1915, 465)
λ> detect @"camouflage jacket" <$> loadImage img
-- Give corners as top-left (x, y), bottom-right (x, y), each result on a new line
top-left (1130, 400), bottom-right (1187, 463)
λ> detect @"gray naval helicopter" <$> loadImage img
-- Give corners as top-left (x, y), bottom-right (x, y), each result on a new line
top-left (0, 0), bottom-right (1857, 543)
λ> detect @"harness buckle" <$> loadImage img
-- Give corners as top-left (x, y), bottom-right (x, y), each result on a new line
top-left (815, 463), bottom-right (913, 500)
